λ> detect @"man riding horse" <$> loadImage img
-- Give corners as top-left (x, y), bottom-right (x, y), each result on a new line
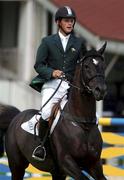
top-left (30, 6), bottom-right (86, 161)
top-left (5, 29), bottom-right (107, 180)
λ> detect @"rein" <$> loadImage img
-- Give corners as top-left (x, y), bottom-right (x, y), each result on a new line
top-left (37, 74), bottom-right (83, 119)
top-left (63, 68), bottom-right (104, 94)
top-left (62, 77), bottom-right (82, 91)
top-left (39, 77), bottom-right (64, 112)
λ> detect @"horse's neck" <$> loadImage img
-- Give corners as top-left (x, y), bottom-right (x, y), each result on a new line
top-left (67, 66), bottom-right (96, 117)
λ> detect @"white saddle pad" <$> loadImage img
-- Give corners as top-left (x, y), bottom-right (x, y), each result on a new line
top-left (21, 100), bottom-right (67, 136)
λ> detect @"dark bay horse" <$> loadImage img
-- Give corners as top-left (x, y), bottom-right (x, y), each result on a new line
top-left (5, 43), bottom-right (107, 180)
top-left (0, 104), bottom-right (20, 157)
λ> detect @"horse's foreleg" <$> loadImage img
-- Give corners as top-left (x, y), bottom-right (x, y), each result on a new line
top-left (51, 164), bottom-right (66, 180)
top-left (51, 172), bottom-right (66, 180)
top-left (89, 159), bottom-right (107, 180)
top-left (61, 155), bottom-right (87, 180)
top-left (11, 168), bottom-right (25, 180)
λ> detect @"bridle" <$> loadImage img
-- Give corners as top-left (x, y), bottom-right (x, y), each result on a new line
top-left (80, 66), bottom-right (105, 93)
top-left (69, 54), bottom-right (105, 93)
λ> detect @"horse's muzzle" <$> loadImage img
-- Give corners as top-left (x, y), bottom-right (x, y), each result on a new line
top-left (93, 84), bottom-right (107, 101)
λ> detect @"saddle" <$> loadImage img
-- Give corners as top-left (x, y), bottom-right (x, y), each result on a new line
top-left (21, 98), bottom-right (67, 136)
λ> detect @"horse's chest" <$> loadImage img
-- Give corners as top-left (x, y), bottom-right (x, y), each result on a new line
top-left (79, 124), bottom-right (102, 158)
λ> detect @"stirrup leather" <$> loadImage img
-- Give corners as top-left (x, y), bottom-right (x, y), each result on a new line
top-left (32, 145), bottom-right (46, 161)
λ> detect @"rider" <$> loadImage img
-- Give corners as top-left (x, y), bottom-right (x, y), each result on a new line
top-left (30, 6), bottom-right (86, 161)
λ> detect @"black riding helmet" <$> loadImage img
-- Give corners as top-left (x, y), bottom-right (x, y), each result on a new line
top-left (55, 6), bottom-right (76, 22)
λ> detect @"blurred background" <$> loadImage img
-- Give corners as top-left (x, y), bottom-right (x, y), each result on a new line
top-left (0, 0), bottom-right (124, 179)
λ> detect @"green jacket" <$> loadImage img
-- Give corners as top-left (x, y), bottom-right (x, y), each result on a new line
top-left (30, 33), bottom-right (86, 92)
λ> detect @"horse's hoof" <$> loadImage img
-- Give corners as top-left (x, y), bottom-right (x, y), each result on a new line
top-left (32, 145), bottom-right (46, 161)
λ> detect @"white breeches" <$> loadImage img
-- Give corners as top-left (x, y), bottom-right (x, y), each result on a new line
top-left (40, 79), bottom-right (70, 120)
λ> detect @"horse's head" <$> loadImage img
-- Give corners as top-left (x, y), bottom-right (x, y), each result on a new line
top-left (80, 42), bottom-right (107, 101)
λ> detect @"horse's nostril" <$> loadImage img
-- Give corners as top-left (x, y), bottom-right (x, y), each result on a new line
top-left (94, 84), bottom-right (107, 100)
top-left (95, 87), bottom-right (99, 91)
top-left (95, 84), bottom-right (107, 94)
top-left (95, 87), bottom-right (100, 93)
top-left (94, 87), bottom-right (101, 98)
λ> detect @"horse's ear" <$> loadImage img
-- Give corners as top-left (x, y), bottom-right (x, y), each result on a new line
top-left (98, 42), bottom-right (107, 55)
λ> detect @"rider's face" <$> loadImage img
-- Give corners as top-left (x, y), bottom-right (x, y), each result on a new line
top-left (57, 18), bottom-right (75, 36)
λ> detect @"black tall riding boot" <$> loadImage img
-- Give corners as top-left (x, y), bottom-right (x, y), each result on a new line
top-left (32, 117), bottom-right (49, 161)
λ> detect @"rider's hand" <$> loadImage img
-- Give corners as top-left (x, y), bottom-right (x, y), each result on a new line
top-left (52, 70), bottom-right (63, 78)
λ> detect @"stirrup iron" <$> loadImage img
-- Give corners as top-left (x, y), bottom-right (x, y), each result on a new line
top-left (32, 145), bottom-right (46, 161)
